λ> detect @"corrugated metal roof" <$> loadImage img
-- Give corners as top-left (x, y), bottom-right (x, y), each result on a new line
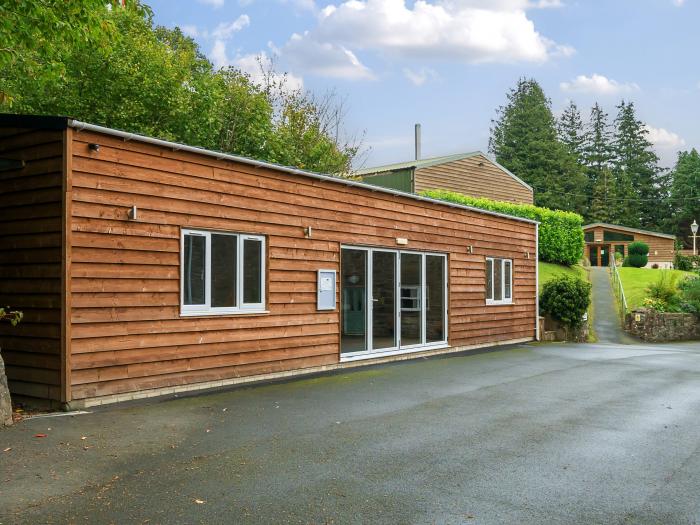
top-left (583, 223), bottom-right (676, 240)
top-left (353, 152), bottom-right (480, 176)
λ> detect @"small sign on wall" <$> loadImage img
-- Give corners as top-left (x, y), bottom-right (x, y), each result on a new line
top-left (317, 269), bottom-right (337, 310)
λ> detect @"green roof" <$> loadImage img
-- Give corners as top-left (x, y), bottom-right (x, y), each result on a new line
top-left (353, 152), bottom-right (480, 176)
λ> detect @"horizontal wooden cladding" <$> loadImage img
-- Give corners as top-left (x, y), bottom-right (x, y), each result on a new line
top-left (65, 129), bottom-right (536, 400)
top-left (72, 318), bottom-right (338, 353)
top-left (72, 333), bottom-right (337, 370)
top-left (72, 344), bottom-right (336, 385)
top-left (0, 127), bottom-right (64, 401)
top-left (414, 155), bottom-right (534, 205)
top-left (71, 354), bottom-right (336, 399)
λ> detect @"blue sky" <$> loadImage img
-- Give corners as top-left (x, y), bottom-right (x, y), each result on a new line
top-left (148, 0), bottom-right (698, 169)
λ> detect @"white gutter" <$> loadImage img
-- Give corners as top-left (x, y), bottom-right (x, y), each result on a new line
top-left (68, 119), bottom-right (538, 226)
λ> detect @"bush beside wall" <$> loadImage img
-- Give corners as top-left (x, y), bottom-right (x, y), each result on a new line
top-left (422, 190), bottom-right (584, 265)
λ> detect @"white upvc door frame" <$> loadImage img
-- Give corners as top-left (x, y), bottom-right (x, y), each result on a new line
top-left (340, 245), bottom-right (448, 361)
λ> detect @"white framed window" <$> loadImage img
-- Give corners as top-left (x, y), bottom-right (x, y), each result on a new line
top-left (181, 229), bottom-right (265, 315)
top-left (486, 257), bottom-right (512, 305)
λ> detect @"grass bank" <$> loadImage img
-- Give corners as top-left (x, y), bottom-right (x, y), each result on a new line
top-left (617, 268), bottom-right (696, 310)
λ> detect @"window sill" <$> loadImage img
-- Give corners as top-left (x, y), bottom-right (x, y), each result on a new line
top-left (485, 300), bottom-right (513, 306)
top-left (179, 310), bottom-right (270, 318)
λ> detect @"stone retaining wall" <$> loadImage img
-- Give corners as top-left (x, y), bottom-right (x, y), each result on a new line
top-left (625, 308), bottom-right (700, 342)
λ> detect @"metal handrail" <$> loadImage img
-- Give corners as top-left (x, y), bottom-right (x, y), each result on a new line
top-left (609, 259), bottom-right (628, 322)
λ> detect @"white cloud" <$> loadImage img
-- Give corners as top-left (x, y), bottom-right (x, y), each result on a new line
top-left (212, 15), bottom-right (250, 40)
top-left (180, 25), bottom-right (199, 38)
top-left (198, 0), bottom-right (225, 7)
top-left (402, 67), bottom-right (438, 86)
top-left (645, 125), bottom-right (686, 150)
top-left (560, 74), bottom-right (640, 95)
top-left (284, 0), bottom-right (573, 67)
top-left (235, 52), bottom-right (305, 91)
top-left (672, 0), bottom-right (685, 6)
top-left (283, 32), bottom-right (375, 80)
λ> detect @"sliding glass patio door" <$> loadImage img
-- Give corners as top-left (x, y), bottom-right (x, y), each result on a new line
top-left (341, 247), bottom-right (447, 357)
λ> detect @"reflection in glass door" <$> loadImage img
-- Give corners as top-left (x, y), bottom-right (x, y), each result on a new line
top-left (341, 249), bottom-right (367, 354)
top-left (426, 255), bottom-right (446, 343)
top-left (341, 247), bottom-right (447, 357)
top-left (400, 253), bottom-right (422, 346)
top-left (372, 251), bottom-right (397, 351)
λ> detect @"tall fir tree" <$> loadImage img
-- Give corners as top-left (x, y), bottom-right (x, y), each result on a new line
top-left (612, 100), bottom-right (663, 229)
top-left (558, 100), bottom-right (585, 162)
top-left (668, 149), bottom-right (700, 243)
top-left (581, 103), bottom-right (616, 222)
top-left (489, 78), bottom-right (587, 214)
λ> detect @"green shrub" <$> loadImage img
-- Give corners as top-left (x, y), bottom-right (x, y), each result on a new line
top-left (422, 190), bottom-right (584, 266)
top-left (675, 253), bottom-right (694, 271)
top-left (628, 241), bottom-right (649, 256)
top-left (626, 253), bottom-right (648, 268)
top-left (645, 271), bottom-right (681, 311)
top-left (622, 256), bottom-right (632, 267)
top-left (679, 277), bottom-right (700, 315)
top-left (539, 276), bottom-right (591, 328)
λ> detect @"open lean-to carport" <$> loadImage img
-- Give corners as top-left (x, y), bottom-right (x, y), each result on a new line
top-left (0, 113), bottom-right (538, 408)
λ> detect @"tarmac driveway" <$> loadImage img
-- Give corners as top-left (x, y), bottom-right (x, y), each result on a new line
top-left (2, 340), bottom-right (700, 525)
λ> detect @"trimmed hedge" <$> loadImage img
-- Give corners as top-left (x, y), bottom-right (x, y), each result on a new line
top-left (422, 189), bottom-right (584, 265)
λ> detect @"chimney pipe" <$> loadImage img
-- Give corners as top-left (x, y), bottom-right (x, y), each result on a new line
top-left (415, 123), bottom-right (421, 161)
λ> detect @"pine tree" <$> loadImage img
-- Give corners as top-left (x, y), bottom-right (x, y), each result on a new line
top-left (489, 78), bottom-right (587, 214)
top-left (612, 101), bottom-right (662, 229)
top-left (669, 149), bottom-right (700, 242)
top-left (558, 100), bottom-right (585, 162)
top-left (582, 103), bottom-right (615, 222)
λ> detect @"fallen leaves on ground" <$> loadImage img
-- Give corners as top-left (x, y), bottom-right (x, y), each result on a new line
top-left (34, 434), bottom-right (48, 438)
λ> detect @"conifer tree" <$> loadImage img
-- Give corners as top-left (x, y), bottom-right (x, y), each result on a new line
top-left (582, 103), bottom-right (615, 222)
top-left (668, 149), bottom-right (700, 241)
top-left (558, 100), bottom-right (585, 162)
top-left (612, 101), bottom-right (662, 228)
top-left (489, 78), bottom-right (587, 214)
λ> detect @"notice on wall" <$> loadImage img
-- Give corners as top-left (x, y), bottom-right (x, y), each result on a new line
top-left (317, 270), bottom-right (336, 311)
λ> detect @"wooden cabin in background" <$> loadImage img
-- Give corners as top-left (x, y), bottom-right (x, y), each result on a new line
top-left (354, 152), bottom-right (534, 205)
top-left (583, 223), bottom-right (676, 268)
top-left (0, 114), bottom-right (538, 408)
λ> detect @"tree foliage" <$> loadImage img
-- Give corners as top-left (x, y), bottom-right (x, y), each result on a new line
top-left (1, 1), bottom-right (359, 174)
top-left (489, 78), bottom-right (587, 215)
top-left (668, 149), bottom-right (700, 243)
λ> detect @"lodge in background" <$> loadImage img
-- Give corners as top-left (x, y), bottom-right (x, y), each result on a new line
top-left (583, 223), bottom-right (676, 268)
top-left (0, 114), bottom-right (538, 408)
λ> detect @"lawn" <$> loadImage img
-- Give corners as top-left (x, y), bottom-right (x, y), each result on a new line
top-left (539, 261), bottom-right (587, 291)
top-left (617, 267), bottom-right (696, 310)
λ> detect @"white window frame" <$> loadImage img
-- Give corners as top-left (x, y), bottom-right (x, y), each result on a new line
top-left (180, 229), bottom-right (266, 316)
top-left (485, 257), bottom-right (513, 305)
top-left (339, 246), bottom-right (448, 361)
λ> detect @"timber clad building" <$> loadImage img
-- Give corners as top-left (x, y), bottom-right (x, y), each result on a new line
top-left (0, 115), bottom-right (538, 408)
top-left (583, 223), bottom-right (676, 268)
top-left (355, 153), bottom-right (535, 205)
